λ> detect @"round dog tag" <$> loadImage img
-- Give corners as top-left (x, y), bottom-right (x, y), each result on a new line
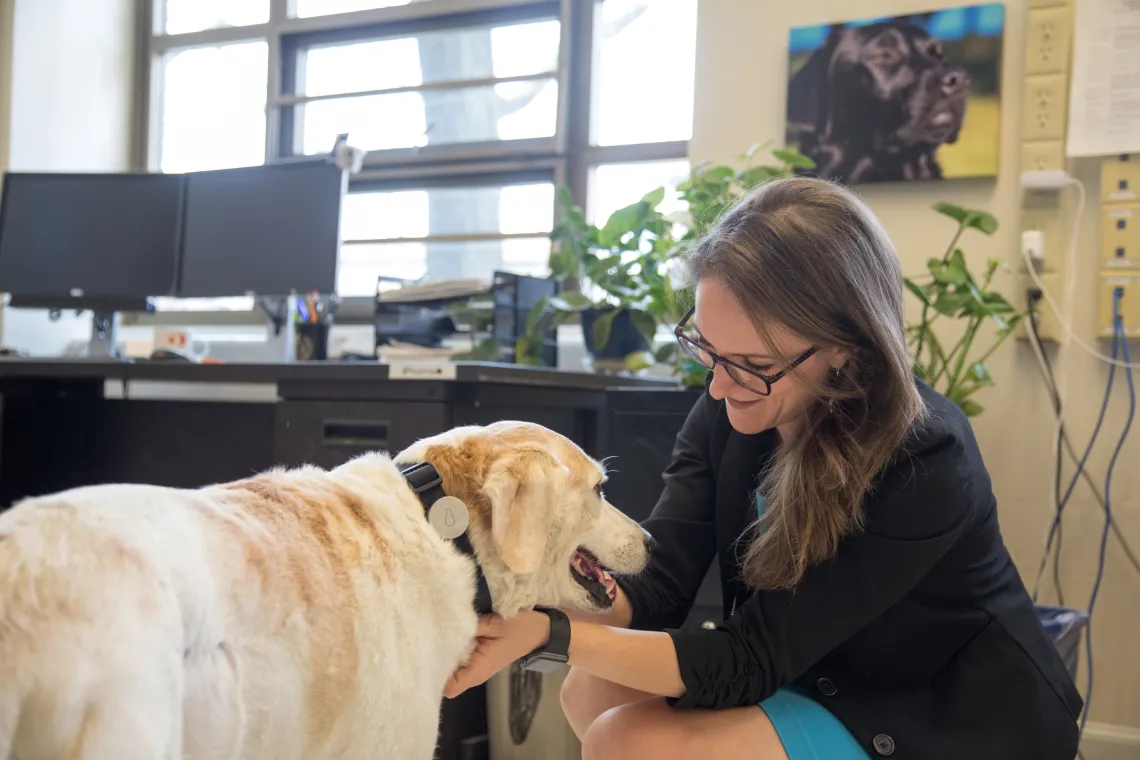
top-left (428, 496), bottom-right (469, 540)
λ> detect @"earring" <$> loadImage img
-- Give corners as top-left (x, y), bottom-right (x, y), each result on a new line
top-left (827, 367), bottom-right (842, 413)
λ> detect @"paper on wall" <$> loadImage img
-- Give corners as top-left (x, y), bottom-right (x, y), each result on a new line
top-left (1066, 0), bottom-right (1140, 157)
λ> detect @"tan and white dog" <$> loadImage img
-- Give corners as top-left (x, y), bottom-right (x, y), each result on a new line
top-left (0, 421), bottom-right (652, 760)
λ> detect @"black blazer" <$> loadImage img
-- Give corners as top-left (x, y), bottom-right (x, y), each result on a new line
top-left (617, 379), bottom-right (1083, 759)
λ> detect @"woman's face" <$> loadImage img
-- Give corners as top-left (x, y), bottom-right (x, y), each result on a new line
top-left (692, 278), bottom-right (845, 437)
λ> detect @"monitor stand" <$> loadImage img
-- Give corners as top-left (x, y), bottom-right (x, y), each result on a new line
top-left (257, 296), bottom-right (296, 363)
top-left (88, 310), bottom-right (122, 360)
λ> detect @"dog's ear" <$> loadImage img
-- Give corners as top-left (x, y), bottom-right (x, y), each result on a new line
top-left (482, 445), bottom-right (566, 575)
top-left (788, 25), bottom-right (843, 135)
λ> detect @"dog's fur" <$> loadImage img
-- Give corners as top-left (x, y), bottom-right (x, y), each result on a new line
top-left (0, 421), bottom-right (651, 760)
top-left (787, 20), bottom-right (972, 183)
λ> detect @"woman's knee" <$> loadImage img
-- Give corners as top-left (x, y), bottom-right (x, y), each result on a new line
top-left (560, 667), bottom-right (643, 735)
top-left (581, 701), bottom-right (683, 760)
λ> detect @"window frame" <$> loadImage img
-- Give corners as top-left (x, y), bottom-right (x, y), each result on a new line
top-left (132, 0), bottom-right (690, 325)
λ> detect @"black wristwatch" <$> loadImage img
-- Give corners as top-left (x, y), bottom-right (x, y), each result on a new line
top-left (518, 607), bottom-right (571, 673)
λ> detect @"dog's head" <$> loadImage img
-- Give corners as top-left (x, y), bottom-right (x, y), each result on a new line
top-left (395, 421), bottom-right (652, 618)
top-left (788, 20), bottom-right (971, 149)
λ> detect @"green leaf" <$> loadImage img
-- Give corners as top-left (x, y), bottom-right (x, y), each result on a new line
top-left (967, 361), bottom-right (994, 387)
top-left (547, 248), bottom-right (578, 280)
top-left (641, 186), bottom-right (666, 207)
top-left (524, 296), bottom-right (549, 334)
top-left (624, 351), bottom-right (656, 372)
top-left (772, 148), bottom-right (816, 168)
top-left (932, 291), bottom-right (970, 316)
top-left (592, 309), bottom-right (619, 350)
top-left (737, 165), bottom-right (782, 187)
top-left (548, 292), bottom-right (594, 312)
top-left (743, 140), bottom-right (773, 159)
top-left (947, 249), bottom-right (969, 283)
top-left (982, 292), bottom-right (1015, 313)
top-left (958, 398), bottom-right (984, 417)
top-left (904, 277), bottom-right (932, 306)
top-left (598, 202), bottom-right (646, 248)
top-left (965, 211), bottom-right (999, 235)
top-left (628, 308), bottom-right (658, 348)
top-left (654, 342), bottom-right (679, 363)
top-left (452, 337), bottom-right (502, 362)
top-left (682, 366), bottom-right (710, 388)
top-left (933, 202), bottom-right (969, 224)
top-left (928, 257), bottom-right (968, 286)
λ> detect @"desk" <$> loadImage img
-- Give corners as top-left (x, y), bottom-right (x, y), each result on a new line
top-left (0, 359), bottom-right (704, 760)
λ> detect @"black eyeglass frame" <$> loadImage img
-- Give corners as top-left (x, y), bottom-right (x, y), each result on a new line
top-left (673, 307), bottom-right (819, 395)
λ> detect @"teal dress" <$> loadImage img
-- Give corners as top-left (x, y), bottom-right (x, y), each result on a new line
top-left (754, 494), bottom-right (872, 760)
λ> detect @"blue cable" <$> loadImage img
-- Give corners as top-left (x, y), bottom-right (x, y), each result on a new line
top-left (1033, 299), bottom-right (1120, 603)
top-left (1080, 289), bottom-right (1135, 738)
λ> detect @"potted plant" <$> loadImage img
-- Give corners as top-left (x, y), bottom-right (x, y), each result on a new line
top-left (903, 202), bottom-right (1025, 416)
top-left (518, 143), bottom-right (814, 385)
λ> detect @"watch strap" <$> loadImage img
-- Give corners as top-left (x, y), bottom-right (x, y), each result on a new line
top-left (536, 607), bottom-right (570, 657)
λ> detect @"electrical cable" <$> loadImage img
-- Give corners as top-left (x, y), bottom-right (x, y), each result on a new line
top-left (1030, 318), bottom-right (1118, 602)
top-left (1026, 297), bottom-right (1140, 589)
top-left (1080, 291), bottom-right (1135, 739)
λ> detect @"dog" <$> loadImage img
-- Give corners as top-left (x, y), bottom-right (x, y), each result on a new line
top-left (0, 421), bottom-right (652, 760)
top-left (787, 20), bottom-right (972, 183)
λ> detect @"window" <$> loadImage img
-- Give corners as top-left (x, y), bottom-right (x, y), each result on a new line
top-left (589, 159), bottom-right (690, 224)
top-left (145, 0), bottom-right (698, 301)
top-left (161, 0), bottom-right (269, 35)
top-left (292, 0), bottom-right (433, 19)
top-left (285, 17), bottom-right (562, 156)
top-left (591, 0), bottom-right (697, 146)
top-left (158, 42), bottom-right (269, 173)
top-left (338, 180), bottom-right (554, 295)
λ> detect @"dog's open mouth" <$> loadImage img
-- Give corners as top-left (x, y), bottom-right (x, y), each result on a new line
top-left (570, 548), bottom-right (617, 608)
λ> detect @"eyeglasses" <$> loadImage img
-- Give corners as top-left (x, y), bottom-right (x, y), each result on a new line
top-left (673, 307), bottom-right (818, 396)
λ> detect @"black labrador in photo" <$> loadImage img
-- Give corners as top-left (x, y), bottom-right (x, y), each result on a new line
top-left (787, 20), bottom-right (971, 183)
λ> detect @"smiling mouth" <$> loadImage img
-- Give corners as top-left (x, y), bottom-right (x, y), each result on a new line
top-left (570, 548), bottom-right (617, 608)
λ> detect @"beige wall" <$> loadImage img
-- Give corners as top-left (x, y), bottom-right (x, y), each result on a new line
top-left (0, 0), bottom-right (137, 354)
top-left (692, 0), bottom-right (1140, 749)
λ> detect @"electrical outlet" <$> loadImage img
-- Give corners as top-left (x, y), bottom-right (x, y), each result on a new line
top-left (1021, 73), bottom-right (1068, 142)
top-left (1021, 140), bottom-right (1066, 172)
top-left (1025, 6), bottom-right (1072, 76)
top-left (1101, 154), bottom-right (1140, 203)
top-left (1020, 207), bottom-right (1065, 273)
top-left (1098, 276), bottom-right (1140, 337)
top-left (1017, 272), bottom-right (1062, 343)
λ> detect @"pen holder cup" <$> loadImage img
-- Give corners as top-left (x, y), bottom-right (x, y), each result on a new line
top-left (295, 322), bottom-right (331, 361)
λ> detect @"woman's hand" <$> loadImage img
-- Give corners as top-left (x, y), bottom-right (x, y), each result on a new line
top-left (444, 611), bottom-right (551, 698)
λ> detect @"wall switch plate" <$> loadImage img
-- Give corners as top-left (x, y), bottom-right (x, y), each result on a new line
top-left (1025, 6), bottom-right (1072, 75)
top-left (1021, 73), bottom-right (1069, 142)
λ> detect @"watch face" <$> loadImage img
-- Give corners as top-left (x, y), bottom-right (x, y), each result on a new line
top-left (520, 653), bottom-right (568, 673)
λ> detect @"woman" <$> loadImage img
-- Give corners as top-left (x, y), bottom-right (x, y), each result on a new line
top-left (445, 177), bottom-right (1083, 759)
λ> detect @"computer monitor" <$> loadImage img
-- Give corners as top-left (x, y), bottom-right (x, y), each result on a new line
top-left (178, 160), bottom-right (345, 298)
top-left (0, 172), bottom-right (184, 308)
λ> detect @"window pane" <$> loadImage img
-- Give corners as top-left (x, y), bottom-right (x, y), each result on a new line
top-left (589, 160), bottom-right (690, 225)
top-left (160, 42), bottom-right (268, 173)
top-left (298, 80), bottom-right (557, 154)
top-left (338, 238), bottom-right (549, 296)
top-left (342, 183), bottom-right (553, 241)
top-left (593, 0), bottom-right (697, 146)
top-left (302, 20), bottom-right (560, 97)
top-left (163, 0), bottom-right (268, 35)
top-left (294, 0), bottom-right (431, 19)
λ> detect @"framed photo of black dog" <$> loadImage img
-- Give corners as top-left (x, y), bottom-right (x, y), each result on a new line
top-left (786, 4), bottom-right (1004, 184)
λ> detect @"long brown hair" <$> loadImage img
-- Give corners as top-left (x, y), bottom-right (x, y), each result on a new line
top-left (684, 176), bottom-right (925, 590)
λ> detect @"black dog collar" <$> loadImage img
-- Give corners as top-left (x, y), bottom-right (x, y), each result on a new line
top-left (400, 461), bottom-right (493, 615)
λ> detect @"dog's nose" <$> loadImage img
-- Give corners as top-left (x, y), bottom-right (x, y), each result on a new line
top-left (941, 68), bottom-right (967, 94)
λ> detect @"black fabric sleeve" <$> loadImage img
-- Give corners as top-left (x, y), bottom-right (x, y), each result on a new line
top-left (665, 429), bottom-right (976, 709)
top-left (615, 389), bottom-right (720, 632)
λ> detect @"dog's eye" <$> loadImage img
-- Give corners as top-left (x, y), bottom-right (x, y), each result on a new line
top-left (928, 41), bottom-right (944, 60)
top-left (594, 482), bottom-right (605, 498)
